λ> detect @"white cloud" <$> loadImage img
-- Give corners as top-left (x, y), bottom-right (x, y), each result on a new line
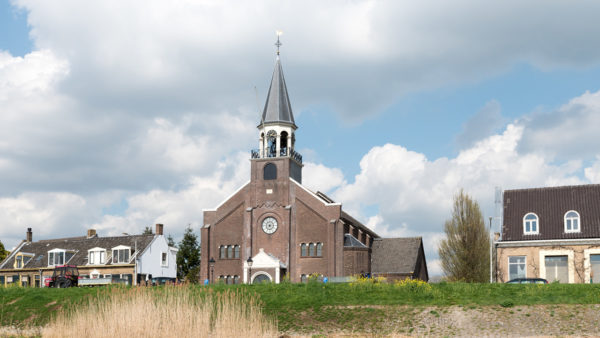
top-left (302, 162), bottom-right (346, 194)
top-left (584, 157), bottom-right (600, 183)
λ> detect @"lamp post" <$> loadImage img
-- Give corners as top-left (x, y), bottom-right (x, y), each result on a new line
top-left (247, 257), bottom-right (253, 284)
top-left (209, 257), bottom-right (215, 284)
top-left (489, 216), bottom-right (493, 283)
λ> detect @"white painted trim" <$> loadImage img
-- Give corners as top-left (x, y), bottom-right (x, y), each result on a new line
top-left (290, 178), bottom-right (341, 206)
top-left (249, 271), bottom-right (273, 284)
top-left (584, 248), bottom-right (600, 283)
top-left (539, 249), bottom-right (574, 283)
top-left (203, 181), bottom-right (250, 212)
top-left (507, 255), bottom-right (527, 280)
top-left (0, 241), bottom-right (26, 269)
top-left (564, 210), bottom-right (581, 233)
top-left (523, 212), bottom-right (539, 235)
top-left (497, 238), bottom-right (600, 247)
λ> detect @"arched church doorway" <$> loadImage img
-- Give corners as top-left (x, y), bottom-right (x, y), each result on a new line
top-left (252, 273), bottom-right (272, 284)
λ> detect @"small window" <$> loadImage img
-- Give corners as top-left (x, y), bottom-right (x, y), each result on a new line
top-left (161, 252), bottom-right (168, 266)
top-left (16, 256), bottom-right (22, 269)
top-left (234, 275), bottom-right (240, 284)
top-left (219, 275), bottom-right (224, 283)
top-left (264, 163), bottom-right (277, 180)
top-left (111, 246), bottom-right (131, 264)
top-left (316, 243), bottom-right (322, 257)
top-left (301, 274), bottom-right (308, 283)
top-left (234, 245), bottom-right (240, 259)
top-left (508, 256), bottom-right (526, 280)
top-left (564, 210), bottom-right (580, 233)
top-left (309, 243), bottom-right (315, 257)
top-left (48, 249), bottom-right (66, 266)
top-left (220, 246), bottom-right (226, 259)
top-left (523, 213), bottom-right (539, 235)
top-left (227, 246), bottom-right (233, 259)
top-left (301, 243), bottom-right (307, 257)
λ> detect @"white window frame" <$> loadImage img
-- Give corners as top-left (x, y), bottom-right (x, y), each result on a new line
top-left (161, 252), bottom-right (168, 267)
top-left (48, 249), bottom-right (66, 267)
top-left (88, 247), bottom-right (107, 265)
top-left (111, 245), bottom-right (131, 264)
top-left (564, 210), bottom-right (581, 233)
top-left (507, 256), bottom-right (527, 280)
top-left (584, 248), bottom-right (600, 283)
top-left (523, 213), bottom-right (539, 235)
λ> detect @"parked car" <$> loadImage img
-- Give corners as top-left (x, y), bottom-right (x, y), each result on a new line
top-left (151, 277), bottom-right (176, 286)
top-left (506, 278), bottom-right (548, 284)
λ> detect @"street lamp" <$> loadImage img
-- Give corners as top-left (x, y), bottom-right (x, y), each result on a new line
top-left (209, 257), bottom-right (215, 284)
top-left (246, 257), bottom-right (253, 284)
top-left (489, 216), bottom-right (493, 283)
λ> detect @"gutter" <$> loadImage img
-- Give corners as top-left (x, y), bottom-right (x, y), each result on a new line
top-left (497, 238), bottom-right (600, 248)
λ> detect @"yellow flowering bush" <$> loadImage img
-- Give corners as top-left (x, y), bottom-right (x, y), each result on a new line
top-left (393, 278), bottom-right (432, 293)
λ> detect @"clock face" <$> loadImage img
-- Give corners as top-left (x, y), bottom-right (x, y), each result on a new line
top-left (261, 217), bottom-right (278, 234)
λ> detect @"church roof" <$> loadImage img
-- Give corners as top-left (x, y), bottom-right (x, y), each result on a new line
top-left (260, 57), bottom-right (296, 128)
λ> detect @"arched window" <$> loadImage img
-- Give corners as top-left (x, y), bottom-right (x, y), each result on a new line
top-left (219, 275), bottom-right (224, 283)
top-left (234, 275), bottom-right (240, 284)
top-left (220, 246), bottom-right (226, 259)
top-left (316, 243), bottom-right (323, 257)
top-left (301, 243), bottom-right (307, 257)
top-left (227, 246), bottom-right (233, 259)
top-left (264, 163), bottom-right (277, 180)
top-left (266, 130), bottom-right (277, 157)
top-left (564, 210), bottom-right (580, 233)
top-left (300, 274), bottom-right (308, 283)
top-left (234, 245), bottom-right (240, 259)
top-left (523, 213), bottom-right (539, 235)
top-left (309, 243), bottom-right (315, 257)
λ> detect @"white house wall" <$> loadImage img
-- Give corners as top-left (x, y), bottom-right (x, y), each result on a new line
top-left (137, 235), bottom-right (177, 278)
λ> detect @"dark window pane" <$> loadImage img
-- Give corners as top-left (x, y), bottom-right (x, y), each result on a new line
top-left (316, 243), bottom-right (322, 256)
top-left (228, 246), bottom-right (233, 259)
top-left (264, 163), bottom-right (277, 180)
top-left (301, 244), bottom-right (307, 257)
top-left (309, 243), bottom-right (315, 257)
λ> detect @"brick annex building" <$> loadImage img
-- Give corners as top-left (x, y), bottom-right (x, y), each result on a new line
top-left (200, 47), bottom-right (428, 284)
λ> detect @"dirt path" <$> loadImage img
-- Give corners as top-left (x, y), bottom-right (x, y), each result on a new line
top-left (286, 304), bottom-right (600, 336)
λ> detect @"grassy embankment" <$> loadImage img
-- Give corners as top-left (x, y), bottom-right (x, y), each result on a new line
top-left (2, 280), bottom-right (600, 333)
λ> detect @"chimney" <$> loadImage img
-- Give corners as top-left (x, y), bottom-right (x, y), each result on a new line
top-left (87, 229), bottom-right (97, 238)
top-left (26, 228), bottom-right (32, 243)
top-left (494, 232), bottom-right (501, 242)
top-left (155, 223), bottom-right (164, 236)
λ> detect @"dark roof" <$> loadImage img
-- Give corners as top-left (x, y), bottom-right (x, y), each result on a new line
top-left (260, 57), bottom-right (296, 128)
top-left (344, 234), bottom-right (367, 248)
top-left (371, 237), bottom-right (423, 274)
top-left (0, 234), bottom-right (155, 269)
top-left (502, 184), bottom-right (600, 241)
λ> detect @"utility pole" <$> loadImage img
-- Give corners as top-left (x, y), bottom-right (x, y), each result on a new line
top-left (489, 216), bottom-right (493, 283)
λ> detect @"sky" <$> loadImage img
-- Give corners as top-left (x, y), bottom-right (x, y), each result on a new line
top-left (1, 0), bottom-right (600, 276)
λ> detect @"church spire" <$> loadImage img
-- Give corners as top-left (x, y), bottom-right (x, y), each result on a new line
top-left (260, 32), bottom-right (296, 128)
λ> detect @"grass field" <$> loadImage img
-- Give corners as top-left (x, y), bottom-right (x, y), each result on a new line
top-left (2, 280), bottom-right (600, 334)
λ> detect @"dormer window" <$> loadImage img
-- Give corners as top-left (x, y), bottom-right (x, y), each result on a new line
top-left (112, 246), bottom-right (131, 264)
top-left (523, 213), bottom-right (539, 235)
top-left (48, 249), bottom-right (65, 266)
top-left (88, 247), bottom-right (107, 265)
top-left (14, 253), bottom-right (34, 269)
top-left (564, 210), bottom-right (580, 233)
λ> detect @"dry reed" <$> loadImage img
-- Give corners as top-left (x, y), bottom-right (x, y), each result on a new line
top-left (42, 285), bottom-right (276, 338)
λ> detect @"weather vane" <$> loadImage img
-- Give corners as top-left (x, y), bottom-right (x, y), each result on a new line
top-left (275, 30), bottom-right (283, 55)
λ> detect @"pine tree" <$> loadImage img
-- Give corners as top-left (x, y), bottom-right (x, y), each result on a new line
top-left (176, 226), bottom-right (201, 281)
top-left (0, 240), bottom-right (8, 262)
top-left (438, 189), bottom-right (490, 282)
top-left (167, 234), bottom-right (176, 247)
top-left (142, 226), bottom-right (153, 235)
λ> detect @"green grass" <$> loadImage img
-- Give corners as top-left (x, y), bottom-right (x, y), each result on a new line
top-left (2, 282), bottom-right (600, 332)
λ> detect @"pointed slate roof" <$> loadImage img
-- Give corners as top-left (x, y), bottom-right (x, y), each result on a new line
top-left (260, 57), bottom-right (296, 127)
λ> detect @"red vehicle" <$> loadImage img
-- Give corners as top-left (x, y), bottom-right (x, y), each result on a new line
top-left (46, 265), bottom-right (79, 288)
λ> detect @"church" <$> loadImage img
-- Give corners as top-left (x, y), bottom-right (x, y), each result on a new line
top-left (200, 41), bottom-right (428, 284)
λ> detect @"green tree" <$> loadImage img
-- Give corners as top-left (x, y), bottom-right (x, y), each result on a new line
top-left (176, 226), bottom-right (201, 281)
top-left (142, 226), bottom-right (153, 235)
top-left (438, 189), bottom-right (490, 282)
top-left (167, 234), bottom-right (176, 247)
top-left (0, 240), bottom-right (9, 262)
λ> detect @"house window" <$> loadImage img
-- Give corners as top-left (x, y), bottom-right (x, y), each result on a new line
top-left (234, 245), bottom-right (240, 259)
top-left (316, 243), bottom-right (323, 257)
top-left (523, 213), bottom-right (539, 235)
top-left (227, 246), bottom-right (233, 259)
top-left (161, 252), bottom-right (168, 266)
top-left (48, 249), bottom-right (66, 267)
top-left (111, 246), bottom-right (131, 264)
top-left (234, 275), bottom-right (240, 284)
top-left (545, 256), bottom-right (568, 283)
top-left (220, 245), bottom-right (226, 259)
top-left (508, 256), bottom-right (526, 280)
top-left (309, 243), bottom-right (315, 257)
top-left (88, 248), bottom-right (106, 265)
top-left (16, 256), bottom-right (22, 269)
top-left (301, 243), bottom-right (307, 257)
top-left (219, 275), bottom-right (225, 283)
top-left (564, 210), bottom-right (580, 233)
top-left (591, 254), bottom-right (600, 284)
top-left (300, 274), bottom-right (308, 283)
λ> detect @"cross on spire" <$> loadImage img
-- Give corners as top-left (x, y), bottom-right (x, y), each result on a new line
top-left (275, 30), bottom-right (283, 55)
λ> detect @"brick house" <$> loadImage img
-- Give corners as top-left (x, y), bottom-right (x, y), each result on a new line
top-left (199, 49), bottom-right (428, 284)
top-left (0, 224), bottom-right (177, 287)
top-left (496, 184), bottom-right (600, 283)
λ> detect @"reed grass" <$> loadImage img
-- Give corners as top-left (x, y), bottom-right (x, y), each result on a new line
top-left (42, 285), bottom-right (276, 338)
